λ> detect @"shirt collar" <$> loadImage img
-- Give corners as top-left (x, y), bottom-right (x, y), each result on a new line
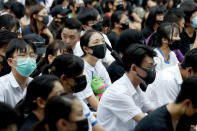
top-left (122, 73), bottom-right (139, 96)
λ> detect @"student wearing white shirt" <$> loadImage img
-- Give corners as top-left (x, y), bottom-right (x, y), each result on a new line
top-left (149, 22), bottom-right (180, 71)
top-left (0, 38), bottom-right (37, 107)
top-left (48, 54), bottom-right (106, 131)
top-left (97, 44), bottom-right (156, 131)
top-left (77, 7), bottom-right (115, 65)
top-left (146, 48), bottom-right (197, 108)
top-left (76, 30), bottom-right (111, 111)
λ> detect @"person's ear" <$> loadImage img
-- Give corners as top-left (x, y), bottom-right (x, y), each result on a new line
top-left (186, 67), bottom-right (194, 77)
top-left (114, 22), bottom-right (120, 28)
top-left (0, 27), bottom-right (7, 31)
top-left (161, 37), bottom-right (169, 44)
top-left (82, 46), bottom-right (92, 54)
top-left (7, 58), bottom-right (14, 67)
top-left (82, 25), bottom-right (88, 31)
top-left (33, 14), bottom-right (37, 19)
top-left (48, 54), bottom-right (54, 64)
top-left (130, 64), bottom-right (137, 72)
top-left (36, 97), bottom-right (46, 109)
top-left (56, 118), bottom-right (68, 130)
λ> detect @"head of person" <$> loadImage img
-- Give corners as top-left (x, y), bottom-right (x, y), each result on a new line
top-left (77, 7), bottom-right (102, 31)
top-left (101, 15), bottom-right (111, 34)
top-left (50, 5), bottom-right (71, 26)
top-left (150, 22), bottom-right (181, 51)
top-left (45, 40), bottom-right (73, 64)
top-left (6, 38), bottom-right (37, 78)
top-left (50, 54), bottom-right (87, 94)
top-left (34, 94), bottom-right (88, 131)
top-left (0, 102), bottom-right (19, 131)
top-left (116, 29), bottom-right (145, 55)
top-left (101, 0), bottom-right (114, 13)
top-left (163, 8), bottom-right (185, 33)
top-left (180, 0), bottom-right (197, 29)
top-left (145, 5), bottom-right (166, 29)
top-left (0, 30), bottom-right (17, 56)
top-left (50, 0), bottom-right (69, 10)
top-left (61, 18), bottom-right (82, 49)
top-left (19, 75), bottom-right (64, 116)
top-left (180, 48), bottom-right (197, 80)
top-left (10, 2), bottom-right (26, 19)
top-left (111, 10), bottom-right (130, 32)
top-left (122, 44), bottom-right (157, 85)
top-left (175, 76), bottom-right (197, 117)
top-left (25, 0), bottom-right (39, 17)
top-left (30, 5), bottom-right (48, 33)
top-left (80, 29), bottom-right (106, 59)
top-left (0, 14), bottom-right (20, 32)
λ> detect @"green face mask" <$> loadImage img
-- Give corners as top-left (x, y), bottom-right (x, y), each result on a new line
top-left (16, 57), bottom-right (36, 77)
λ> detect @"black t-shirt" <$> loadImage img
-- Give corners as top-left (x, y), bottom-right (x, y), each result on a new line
top-left (107, 31), bottom-right (119, 49)
top-left (134, 105), bottom-right (194, 131)
top-left (142, 26), bottom-right (154, 39)
top-left (180, 30), bottom-right (196, 55)
top-left (19, 112), bottom-right (39, 131)
top-left (107, 60), bottom-right (124, 83)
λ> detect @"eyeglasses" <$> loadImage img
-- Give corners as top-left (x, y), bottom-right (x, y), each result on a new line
top-left (139, 64), bottom-right (157, 72)
top-left (14, 53), bottom-right (37, 60)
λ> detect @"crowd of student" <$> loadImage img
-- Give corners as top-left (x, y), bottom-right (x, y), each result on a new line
top-left (0, 0), bottom-right (197, 131)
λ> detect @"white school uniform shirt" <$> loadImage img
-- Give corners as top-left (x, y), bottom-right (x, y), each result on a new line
top-left (97, 73), bottom-right (153, 131)
top-left (154, 48), bottom-right (179, 72)
top-left (0, 72), bottom-right (32, 107)
top-left (74, 60), bottom-right (111, 100)
top-left (146, 65), bottom-right (183, 108)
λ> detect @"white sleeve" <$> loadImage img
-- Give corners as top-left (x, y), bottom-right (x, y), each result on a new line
top-left (0, 81), bottom-right (4, 102)
top-left (154, 56), bottom-right (162, 72)
top-left (140, 91), bottom-right (154, 112)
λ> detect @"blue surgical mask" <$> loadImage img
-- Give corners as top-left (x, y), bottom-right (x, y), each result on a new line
top-left (192, 16), bottom-right (197, 28)
top-left (15, 57), bottom-right (36, 77)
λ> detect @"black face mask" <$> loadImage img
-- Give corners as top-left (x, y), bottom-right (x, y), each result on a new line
top-left (76, 118), bottom-right (89, 131)
top-left (72, 75), bottom-right (87, 93)
top-left (39, 15), bottom-right (49, 25)
top-left (92, 21), bottom-right (103, 32)
top-left (116, 4), bottom-right (124, 11)
top-left (88, 44), bottom-right (106, 59)
top-left (168, 39), bottom-right (182, 51)
top-left (137, 66), bottom-right (156, 85)
top-left (121, 22), bottom-right (129, 30)
top-left (156, 20), bottom-right (162, 25)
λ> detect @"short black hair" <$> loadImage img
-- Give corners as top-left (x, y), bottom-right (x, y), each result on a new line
top-left (163, 8), bottom-right (185, 24)
top-left (149, 22), bottom-right (179, 48)
top-left (180, 0), bottom-right (197, 23)
top-left (181, 48), bottom-right (197, 73)
top-left (116, 29), bottom-right (145, 54)
top-left (50, 54), bottom-right (84, 78)
top-left (0, 14), bottom-right (14, 30)
top-left (111, 10), bottom-right (124, 28)
top-left (10, 2), bottom-right (26, 19)
top-left (145, 5), bottom-right (166, 27)
top-left (77, 7), bottom-right (99, 25)
top-left (25, 0), bottom-right (39, 7)
top-left (0, 30), bottom-right (17, 48)
top-left (6, 38), bottom-right (36, 59)
top-left (63, 18), bottom-right (82, 32)
top-left (176, 76), bottom-right (197, 108)
top-left (0, 102), bottom-right (19, 129)
top-left (122, 44), bottom-right (156, 72)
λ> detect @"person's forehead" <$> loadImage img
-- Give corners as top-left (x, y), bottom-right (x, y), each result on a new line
top-left (62, 28), bottom-right (79, 35)
top-left (89, 32), bottom-right (104, 41)
top-left (14, 45), bottom-right (34, 54)
top-left (38, 8), bottom-right (47, 15)
top-left (141, 55), bottom-right (154, 66)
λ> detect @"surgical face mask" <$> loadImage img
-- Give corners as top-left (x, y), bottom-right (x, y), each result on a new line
top-left (88, 44), bottom-right (106, 59)
top-left (15, 57), bottom-right (36, 77)
top-left (192, 16), bottom-right (197, 28)
top-left (76, 118), bottom-right (89, 131)
top-left (168, 39), bottom-right (182, 50)
top-left (72, 75), bottom-right (87, 93)
top-left (137, 66), bottom-right (156, 85)
top-left (39, 15), bottom-right (49, 25)
top-left (92, 21), bottom-right (103, 32)
top-left (121, 22), bottom-right (129, 30)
